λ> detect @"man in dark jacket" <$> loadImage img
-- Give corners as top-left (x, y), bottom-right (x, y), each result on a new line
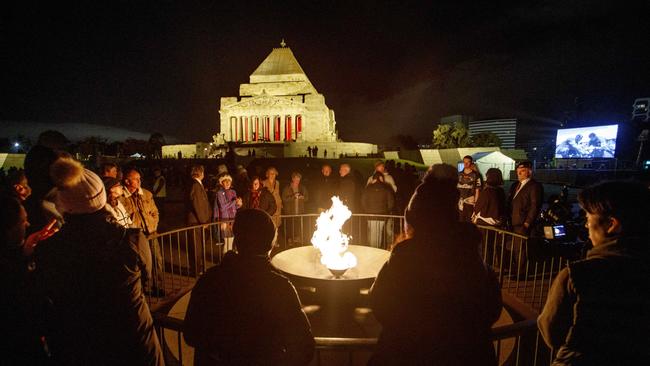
top-left (337, 163), bottom-right (357, 211)
top-left (362, 172), bottom-right (395, 248)
top-left (314, 164), bottom-right (338, 211)
top-left (186, 165), bottom-right (211, 225)
top-left (184, 165), bottom-right (212, 275)
top-left (538, 181), bottom-right (650, 365)
top-left (506, 161), bottom-right (543, 235)
top-left (184, 209), bottom-right (315, 365)
top-left (37, 157), bottom-right (164, 365)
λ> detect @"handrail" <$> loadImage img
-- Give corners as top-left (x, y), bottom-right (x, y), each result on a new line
top-left (476, 224), bottom-right (530, 240)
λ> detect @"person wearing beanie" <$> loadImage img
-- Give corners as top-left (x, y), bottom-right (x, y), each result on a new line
top-left (184, 209), bottom-right (315, 366)
top-left (36, 157), bottom-right (164, 365)
top-left (369, 164), bottom-right (502, 366)
top-left (102, 176), bottom-right (133, 228)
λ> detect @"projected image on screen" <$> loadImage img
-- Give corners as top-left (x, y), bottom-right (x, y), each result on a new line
top-left (555, 125), bottom-right (618, 159)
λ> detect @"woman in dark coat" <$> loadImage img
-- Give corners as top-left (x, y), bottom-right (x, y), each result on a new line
top-left (472, 168), bottom-right (506, 227)
top-left (369, 164), bottom-right (502, 366)
top-left (241, 176), bottom-right (277, 217)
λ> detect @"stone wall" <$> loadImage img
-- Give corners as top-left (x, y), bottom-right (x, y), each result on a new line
top-left (162, 144), bottom-right (198, 159)
top-left (284, 141), bottom-right (377, 158)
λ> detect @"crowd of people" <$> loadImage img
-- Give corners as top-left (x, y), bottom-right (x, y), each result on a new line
top-left (1, 131), bottom-right (648, 365)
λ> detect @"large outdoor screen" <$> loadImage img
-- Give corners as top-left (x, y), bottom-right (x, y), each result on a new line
top-left (555, 124), bottom-right (618, 159)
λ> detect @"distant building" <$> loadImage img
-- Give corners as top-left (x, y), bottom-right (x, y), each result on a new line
top-left (219, 41), bottom-right (338, 144)
top-left (468, 118), bottom-right (518, 149)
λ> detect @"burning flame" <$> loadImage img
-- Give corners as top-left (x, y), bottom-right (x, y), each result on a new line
top-left (311, 196), bottom-right (358, 271)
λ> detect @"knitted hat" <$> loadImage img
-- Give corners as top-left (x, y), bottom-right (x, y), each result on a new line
top-left (218, 174), bottom-right (233, 185)
top-left (405, 164), bottom-right (459, 230)
top-left (50, 158), bottom-right (106, 214)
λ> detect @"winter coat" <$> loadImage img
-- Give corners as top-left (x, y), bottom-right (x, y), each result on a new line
top-left (184, 252), bottom-right (315, 366)
top-left (282, 184), bottom-right (309, 215)
top-left (369, 222), bottom-right (502, 365)
top-left (242, 188), bottom-right (277, 217)
top-left (314, 174), bottom-right (338, 210)
top-left (185, 179), bottom-right (212, 225)
top-left (361, 182), bottom-right (395, 215)
top-left (473, 185), bottom-right (506, 226)
top-left (337, 174), bottom-right (357, 211)
top-left (262, 179), bottom-right (283, 226)
top-left (538, 236), bottom-right (650, 365)
top-left (214, 187), bottom-right (238, 221)
top-left (35, 209), bottom-right (164, 366)
top-left (123, 187), bottom-right (159, 234)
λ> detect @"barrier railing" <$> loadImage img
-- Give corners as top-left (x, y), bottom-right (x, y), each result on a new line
top-left (152, 290), bottom-right (540, 366)
top-left (147, 217), bottom-right (585, 364)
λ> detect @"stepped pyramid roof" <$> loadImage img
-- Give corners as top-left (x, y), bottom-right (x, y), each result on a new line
top-left (250, 42), bottom-right (310, 83)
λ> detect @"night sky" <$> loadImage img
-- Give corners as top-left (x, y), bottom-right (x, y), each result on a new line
top-left (3, 1), bottom-right (649, 144)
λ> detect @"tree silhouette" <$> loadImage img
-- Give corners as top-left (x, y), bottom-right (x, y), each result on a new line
top-left (471, 132), bottom-right (501, 147)
top-left (432, 122), bottom-right (471, 148)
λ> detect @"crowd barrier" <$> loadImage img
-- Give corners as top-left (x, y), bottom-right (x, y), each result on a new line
top-left (146, 215), bottom-right (586, 365)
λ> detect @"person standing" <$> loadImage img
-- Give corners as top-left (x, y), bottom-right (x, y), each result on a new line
top-left (1, 196), bottom-right (58, 365)
top-left (538, 181), bottom-right (650, 365)
top-left (122, 167), bottom-right (164, 296)
top-left (186, 165), bottom-right (212, 274)
top-left (314, 164), bottom-right (338, 211)
top-left (103, 177), bottom-right (133, 228)
top-left (214, 174), bottom-right (241, 253)
top-left (457, 155), bottom-right (482, 222)
top-left (366, 160), bottom-right (397, 193)
top-left (282, 172), bottom-right (309, 244)
top-left (506, 161), bottom-right (543, 235)
top-left (38, 158), bottom-right (163, 365)
top-left (312, 145), bottom-right (319, 158)
top-left (473, 168), bottom-right (506, 227)
top-left (338, 163), bottom-right (357, 211)
top-left (184, 209), bottom-right (315, 365)
top-left (242, 177), bottom-right (277, 216)
top-left (369, 164), bottom-right (501, 365)
top-left (362, 172), bottom-right (395, 248)
top-left (262, 167), bottom-right (283, 229)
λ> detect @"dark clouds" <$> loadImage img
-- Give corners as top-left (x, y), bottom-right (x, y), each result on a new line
top-left (2, 1), bottom-right (649, 143)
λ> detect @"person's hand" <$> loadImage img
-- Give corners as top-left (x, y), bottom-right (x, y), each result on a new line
top-left (23, 219), bottom-right (58, 257)
top-left (235, 197), bottom-right (243, 207)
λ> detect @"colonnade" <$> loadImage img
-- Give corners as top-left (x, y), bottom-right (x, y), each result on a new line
top-left (229, 115), bottom-right (303, 142)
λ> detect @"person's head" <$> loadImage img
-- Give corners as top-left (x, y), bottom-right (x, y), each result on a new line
top-left (405, 164), bottom-right (459, 235)
top-left (233, 209), bottom-right (276, 256)
top-left (153, 167), bottom-right (161, 177)
top-left (575, 134), bottom-right (583, 143)
top-left (321, 164), bottom-right (332, 177)
top-left (219, 174), bottom-right (233, 190)
top-left (578, 181), bottom-right (650, 246)
top-left (250, 176), bottom-right (261, 191)
top-left (339, 164), bottom-right (351, 177)
top-left (37, 130), bottom-right (68, 150)
top-left (290, 172), bottom-right (302, 185)
top-left (123, 167), bottom-right (142, 193)
top-left (515, 161), bottom-right (533, 182)
top-left (485, 168), bottom-right (503, 187)
top-left (191, 165), bottom-right (205, 181)
top-left (102, 177), bottom-right (123, 204)
top-left (0, 196), bottom-right (28, 248)
top-left (50, 157), bottom-right (107, 215)
top-left (102, 163), bottom-right (118, 178)
top-left (265, 167), bottom-right (278, 180)
top-left (463, 155), bottom-right (473, 170)
top-left (7, 170), bottom-right (31, 201)
top-left (374, 161), bottom-right (385, 173)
